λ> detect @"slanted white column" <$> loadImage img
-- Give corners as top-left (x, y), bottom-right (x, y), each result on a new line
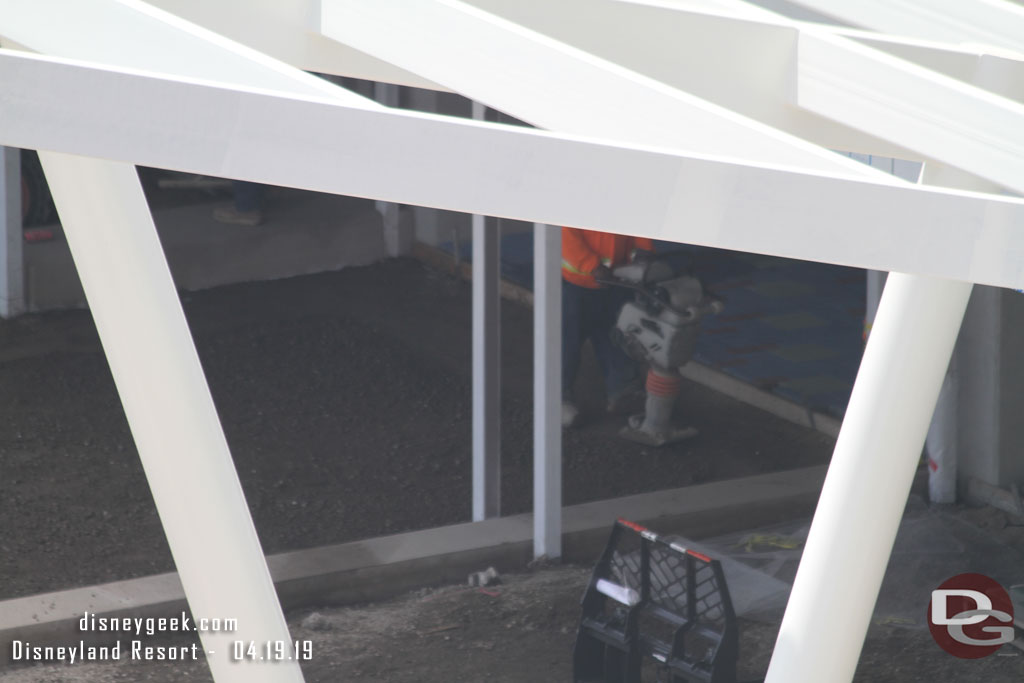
top-left (533, 222), bottom-right (561, 559)
top-left (764, 272), bottom-right (972, 683)
top-left (472, 101), bottom-right (501, 521)
top-left (0, 147), bottom-right (24, 317)
top-left (38, 151), bottom-right (303, 683)
top-left (373, 82), bottom-right (411, 257)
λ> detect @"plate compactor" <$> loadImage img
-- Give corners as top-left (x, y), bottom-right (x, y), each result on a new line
top-left (573, 519), bottom-right (741, 683)
top-left (603, 259), bottom-right (722, 447)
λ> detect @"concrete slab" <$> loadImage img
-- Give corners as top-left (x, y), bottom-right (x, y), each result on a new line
top-left (0, 465), bottom-right (825, 659)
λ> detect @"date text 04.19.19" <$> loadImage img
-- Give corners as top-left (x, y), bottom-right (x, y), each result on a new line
top-left (232, 640), bottom-right (313, 661)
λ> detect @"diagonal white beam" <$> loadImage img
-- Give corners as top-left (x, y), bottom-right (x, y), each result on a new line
top-left (38, 151), bottom-right (302, 683)
top-left (781, 0), bottom-right (1024, 55)
top-left (321, 0), bottom-right (895, 177)
top-left (765, 165), bottom-right (985, 683)
top-left (144, 0), bottom-right (441, 89)
top-left (673, 0), bottom-right (1024, 90)
top-left (461, 0), bottom-right (906, 158)
top-left (796, 30), bottom-right (1024, 194)
top-left (834, 28), bottom-right (1024, 105)
top-left (4, 50), bottom-right (1024, 289)
top-left (766, 273), bottom-right (973, 682)
top-left (0, 0), bottom-right (377, 106)
top-left (460, 0), bottom-right (1024, 193)
top-left (140, 0), bottom-right (1024, 108)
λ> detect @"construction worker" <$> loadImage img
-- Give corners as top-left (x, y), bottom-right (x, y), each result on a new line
top-left (561, 227), bottom-right (653, 428)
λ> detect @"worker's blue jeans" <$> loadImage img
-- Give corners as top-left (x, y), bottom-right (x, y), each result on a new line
top-left (562, 280), bottom-right (636, 403)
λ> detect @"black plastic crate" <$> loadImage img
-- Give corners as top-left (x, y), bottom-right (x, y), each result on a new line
top-left (573, 519), bottom-right (739, 683)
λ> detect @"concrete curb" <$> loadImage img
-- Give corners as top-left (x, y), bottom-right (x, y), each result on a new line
top-left (0, 465), bottom-right (824, 656)
top-left (411, 241), bottom-right (842, 440)
top-left (678, 363), bottom-right (842, 439)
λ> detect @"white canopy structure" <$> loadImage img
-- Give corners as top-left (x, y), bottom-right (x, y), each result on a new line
top-left (1, 1), bottom-right (1022, 681)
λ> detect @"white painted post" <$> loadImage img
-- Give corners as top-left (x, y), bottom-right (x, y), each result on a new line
top-left (533, 222), bottom-right (562, 559)
top-left (373, 82), bottom-right (410, 257)
top-left (407, 88), bottom-right (442, 246)
top-left (38, 152), bottom-right (303, 683)
top-left (472, 101), bottom-right (501, 521)
top-left (0, 147), bottom-right (24, 318)
top-left (764, 273), bottom-right (972, 683)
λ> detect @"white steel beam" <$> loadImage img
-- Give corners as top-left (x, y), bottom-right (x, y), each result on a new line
top-left (533, 224), bottom-right (561, 559)
top-left (0, 0), bottom-right (377, 106)
top-left (145, 0), bottom-right (441, 89)
top-left (471, 101), bottom-right (502, 522)
top-left (0, 147), bottom-right (23, 318)
top-left (767, 160), bottom-right (983, 681)
top-left (321, 0), bottom-right (895, 176)
top-left (667, 0), bottom-right (1024, 101)
top-left (5, 50), bottom-right (1024, 289)
top-left (141, 0), bottom-right (1024, 108)
top-left (37, 151), bottom-right (302, 683)
top-left (459, 0), bottom-right (1024, 191)
top-left (796, 30), bottom-right (1024, 195)
top-left (765, 274), bottom-right (972, 682)
top-left (461, 0), bottom-right (905, 158)
top-left (781, 0), bottom-right (1024, 55)
top-left (832, 29), bottom-right (1024, 105)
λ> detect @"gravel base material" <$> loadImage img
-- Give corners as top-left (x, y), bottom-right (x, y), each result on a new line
top-left (0, 258), bottom-right (834, 601)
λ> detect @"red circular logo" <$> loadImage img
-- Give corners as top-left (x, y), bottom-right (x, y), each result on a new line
top-left (928, 573), bottom-right (1015, 659)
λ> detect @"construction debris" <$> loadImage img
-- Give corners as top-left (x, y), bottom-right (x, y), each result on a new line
top-left (468, 566), bottom-right (501, 587)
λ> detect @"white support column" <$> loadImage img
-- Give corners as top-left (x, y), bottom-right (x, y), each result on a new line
top-left (472, 101), bottom-right (501, 521)
top-left (373, 82), bottom-right (411, 257)
top-left (764, 273), bottom-right (972, 683)
top-left (0, 147), bottom-right (23, 318)
top-left (408, 88), bottom-right (443, 246)
top-left (533, 222), bottom-right (561, 559)
top-left (37, 151), bottom-right (303, 683)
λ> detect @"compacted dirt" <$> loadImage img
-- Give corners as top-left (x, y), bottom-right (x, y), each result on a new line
top-left (0, 257), bottom-right (833, 600)
top-left (3, 520), bottom-right (1022, 682)
top-left (0, 257), bottom-right (1021, 681)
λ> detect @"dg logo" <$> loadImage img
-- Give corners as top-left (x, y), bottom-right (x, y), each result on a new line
top-left (928, 573), bottom-right (1016, 659)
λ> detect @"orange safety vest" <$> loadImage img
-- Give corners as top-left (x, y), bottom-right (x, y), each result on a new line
top-left (561, 227), bottom-right (654, 289)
